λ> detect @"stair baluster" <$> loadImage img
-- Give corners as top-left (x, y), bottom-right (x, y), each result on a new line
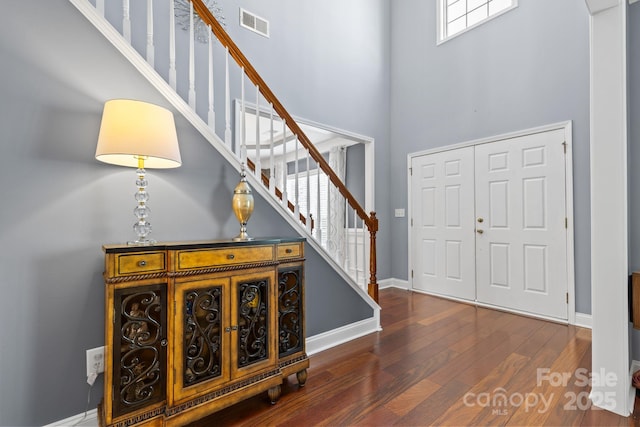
top-left (73, 0), bottom-right (379, 302)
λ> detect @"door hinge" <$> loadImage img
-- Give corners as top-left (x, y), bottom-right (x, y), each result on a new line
top-left (409, 167), bottom-right (413, 176)
top-left (562, 141), bottom-right (567, 154)
top-left (411, 270), bottom-right (414, 278)
top-left (411, 218), bottom-right (414, 227)
top-left (566, 292), bottom-right (569, 304)
top-left (113, 308), bottom-right (116, 324)
top-left (565, 217), bottom-right (568, 228)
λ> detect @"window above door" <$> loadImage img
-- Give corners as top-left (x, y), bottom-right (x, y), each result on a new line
top-left (437, 0), bottom-right (518, 44)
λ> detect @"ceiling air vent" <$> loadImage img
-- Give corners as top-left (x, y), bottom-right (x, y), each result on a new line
top-left (239, 8), bottom-right (270, 38)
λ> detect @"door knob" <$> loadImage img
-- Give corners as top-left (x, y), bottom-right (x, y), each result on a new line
top-left (476, 229), bottom-right (484, 234)
top-left (477, 217), bottom-right (484, 223)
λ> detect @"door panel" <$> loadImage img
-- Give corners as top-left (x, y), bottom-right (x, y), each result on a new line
top-left (411, 147), bottom-right (476, 300)
top-left (475, 129), bottom-right (567, 319)
top-left (172, 277), bottom-right (230, 404)
top-left (231, 269), bottom-right (278, 379)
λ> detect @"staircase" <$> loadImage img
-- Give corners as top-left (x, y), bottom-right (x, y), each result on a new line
top-left (70, 0), bottom-right (379, 303)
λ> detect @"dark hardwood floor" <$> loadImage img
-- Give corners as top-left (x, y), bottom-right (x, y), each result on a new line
top-left (190, 288), bottom-right (638, 426)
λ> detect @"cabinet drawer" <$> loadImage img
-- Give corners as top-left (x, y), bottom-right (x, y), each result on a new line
top-left (177, 245), bottom-right (275, 270)
top-left (116, 252), bottom-right (165, 276)
top-left (277, 242), bottom-right (303, 260)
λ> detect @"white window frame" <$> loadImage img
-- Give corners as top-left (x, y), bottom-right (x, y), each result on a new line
top-left (437, 0), bottom-right (518, 45)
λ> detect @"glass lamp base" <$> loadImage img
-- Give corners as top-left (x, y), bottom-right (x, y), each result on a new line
top-left (127, 238), bottom-right (157, 246)
top-left (129, 164), bottom-right (156, 246)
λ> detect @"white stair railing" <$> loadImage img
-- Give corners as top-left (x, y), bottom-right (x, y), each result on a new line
top-left (77, 0), bottom-right (379, 301)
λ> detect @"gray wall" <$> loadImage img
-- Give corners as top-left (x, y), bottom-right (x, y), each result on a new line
top-left (220, 0), bottom-right (392, 279)
top-left (389, 0), bottom-right (592, 314)
top-left (0, 0), bottom-right (379, 425)
top-left (119, 0), bottom-right (392, 279)
top-left (346, 143), bottom-right (366, 207)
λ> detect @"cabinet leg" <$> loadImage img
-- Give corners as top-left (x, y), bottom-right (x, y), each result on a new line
top-left (296, 369), bottom-right (308, 387)
top-left (268, 384), bottom-right (281, 404)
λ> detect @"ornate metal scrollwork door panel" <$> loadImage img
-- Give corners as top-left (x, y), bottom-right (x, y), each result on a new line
top-left (113, 284), bottom-right (167, 418)
top-left (230, 270), bottom-right (277, 377)
top-left (173, 277), bottom-right (231, 402)
top-left (277, 266), bottom-right (304, 357)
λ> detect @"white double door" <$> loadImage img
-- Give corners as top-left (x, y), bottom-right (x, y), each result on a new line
top-left (410, 128), bottom-right (568, 320)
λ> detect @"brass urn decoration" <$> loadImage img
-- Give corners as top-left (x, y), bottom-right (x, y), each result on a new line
top-left (232, 164), bottom-right (254, 241)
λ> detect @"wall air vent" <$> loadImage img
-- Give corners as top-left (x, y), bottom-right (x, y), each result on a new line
top-left (239, 8), bottom-right (270, 38)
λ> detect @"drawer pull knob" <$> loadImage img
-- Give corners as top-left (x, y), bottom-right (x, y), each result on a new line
top-left (227, 254), bottom-right (235, 260)
top-left (138, 260), bottom-right (147, 267)
top-left (225, 327), bottom-right (231, 333)
top-left (231, 325), bottom-right (238, 331)
top-left (285, 248), bottom-right (293, 254)
top-left (160, 339), bottom-right (168, 347)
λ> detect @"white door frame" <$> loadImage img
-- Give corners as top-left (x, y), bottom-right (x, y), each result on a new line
top-left (407, 121), bottom-right (576, 324)
top-left (234, 100), bottom-right (376, 213)
top-left (585, 0), bottom-right (630, 416)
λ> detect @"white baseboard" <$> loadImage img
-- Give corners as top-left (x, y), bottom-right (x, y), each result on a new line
top-left (306, 316), bottom-right (381, 355)
top-left (574, 312), bottom-right (592, 329)
top-left (45, 409), bottom-right (98, 426)
top-left (382, 279), bottom-right (592, 328)
top-left (378, 277), bottom-right (409, 290)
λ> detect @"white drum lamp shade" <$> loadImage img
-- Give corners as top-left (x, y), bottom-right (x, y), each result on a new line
top-left (96, 99), bottom-right (182, 168)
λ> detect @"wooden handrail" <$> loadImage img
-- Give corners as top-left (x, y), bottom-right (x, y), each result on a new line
top-left (190, 0), bottom-right (378, 301)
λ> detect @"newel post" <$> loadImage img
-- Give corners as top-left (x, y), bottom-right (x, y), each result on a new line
top-left (368, 212), bottom-right (379, 303)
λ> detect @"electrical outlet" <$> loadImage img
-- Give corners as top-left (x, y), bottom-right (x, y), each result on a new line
top-left (86, 346), bottom-right (105, 377)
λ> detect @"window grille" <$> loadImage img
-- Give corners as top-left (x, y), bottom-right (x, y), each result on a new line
top-left (439, 0), bottom-right (517, 43)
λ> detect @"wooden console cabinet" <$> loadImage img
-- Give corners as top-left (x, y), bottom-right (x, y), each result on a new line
top-left (99, 238), bottom-right (308, 427)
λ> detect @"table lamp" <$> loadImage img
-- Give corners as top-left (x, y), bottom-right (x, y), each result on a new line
top-left (96, 99), bottom-right (182, 245)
